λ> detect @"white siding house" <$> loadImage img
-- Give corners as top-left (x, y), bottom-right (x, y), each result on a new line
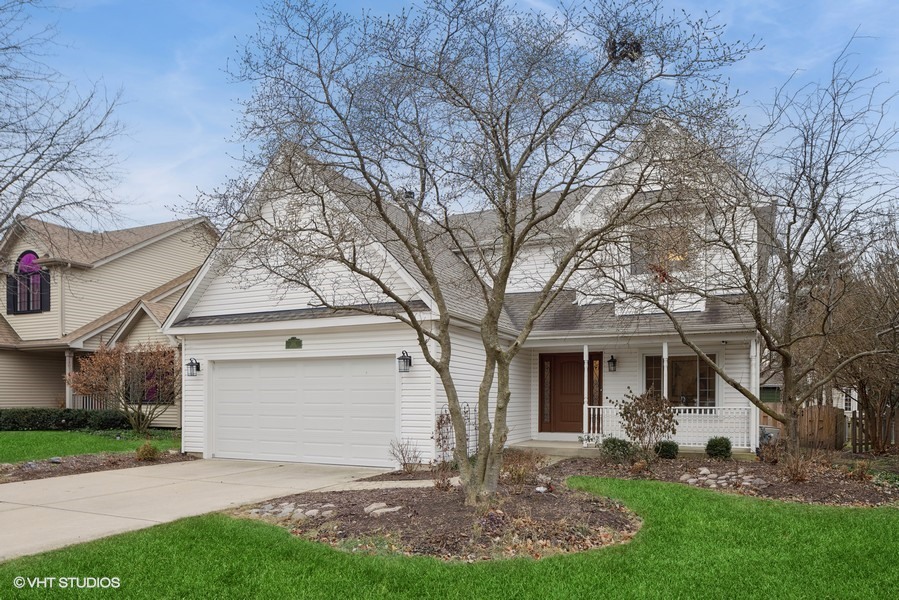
top-left (163, 159), bottom-right (762, 468)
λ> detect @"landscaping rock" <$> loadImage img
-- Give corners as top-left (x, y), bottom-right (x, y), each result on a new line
top-left (322, 510), bottom-right (335, 518)
top-left (738, 467), bottom-right (745, 475)
top-left (705, 480), bottom-right (717, 487)
top-left (687, 478), bottom-right (698, 485)
top-left (371, 506), bottom-right (403, 517)
top-left (305, 509), bottom-right (320, 518)
top-left (261, 504), bottom-right (274, 512)
top-left (320, 503), bottom-right (335, 508)
top-left (679, 473), bottom-right (692, 482)
top-left (364, 502), bottom-right (388, 514)
top-left (699, 467), bottom-right (710, 476)
top-left (707, 474), bottom-right (718, 480)
top-left (752, 478), bottom-right (768, 488)
top-left (49, 457), bottom-right (62, 464)
top-left (709, 483), bottom-right (718, 489)
top-left (290, 510), bottom-right (308, 522)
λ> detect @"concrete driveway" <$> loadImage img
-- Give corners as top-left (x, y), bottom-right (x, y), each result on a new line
top-left (0, 459), bottom-right (384, 562)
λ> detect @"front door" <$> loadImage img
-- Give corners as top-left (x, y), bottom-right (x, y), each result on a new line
top-left (538, 352), bottom-right (603, 433)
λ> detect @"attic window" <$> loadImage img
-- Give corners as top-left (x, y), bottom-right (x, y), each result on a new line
top-left (7, 251), bottom-right (50, 314)
top-left (629, 224), bottom-right (693, 280)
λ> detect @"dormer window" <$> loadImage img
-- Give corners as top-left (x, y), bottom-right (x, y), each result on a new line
top-left (7, 251), bottom-right (50, 314)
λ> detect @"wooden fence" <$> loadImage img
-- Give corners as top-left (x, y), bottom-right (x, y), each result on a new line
top-left (759, 403), bottom-right (847, 450)
top-left (850, 410), bottom-right (899, 453)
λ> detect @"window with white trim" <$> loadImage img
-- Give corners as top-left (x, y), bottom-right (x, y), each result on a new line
top-left (645, 354), bottom-right (717, 407)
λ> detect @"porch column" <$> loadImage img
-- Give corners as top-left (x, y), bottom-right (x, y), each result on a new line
top-left (661, 342), bottom-right (669, 400)
top-left (64, 350), bottom-right (74, 409)
top-left (749, 338), bottom-right (760, 452)
top-left (582, 344), bottom-right (589, 435)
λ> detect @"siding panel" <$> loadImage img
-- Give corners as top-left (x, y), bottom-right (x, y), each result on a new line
top-left (0, 350), bottom-right (66, 408)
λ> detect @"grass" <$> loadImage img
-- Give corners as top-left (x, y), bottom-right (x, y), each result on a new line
top-left (0, 478), bottom-right (897, 599)
top-left (0, 430), bottom-right (180, 463)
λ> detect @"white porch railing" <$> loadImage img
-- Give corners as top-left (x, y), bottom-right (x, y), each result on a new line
top-left (586, 406), bottom-right (752, 449)
top-left (72, 394), bottom-right (108, 410)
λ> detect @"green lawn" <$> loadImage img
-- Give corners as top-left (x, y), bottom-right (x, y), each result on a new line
top-left (0, 478), bottom-right (896, 598)
top-left (0, 430), bottom-right (180, 463)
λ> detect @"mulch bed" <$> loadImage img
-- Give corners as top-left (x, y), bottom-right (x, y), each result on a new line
top-left (0, 451), bottom-right (196, 484)
top-left (233, 484), bottom-right (640, 561)
top-left (543, 456), bottom-right (899, 506)
top-left (231, 452), bottom-right (898, 561)
top-left (360, 467), bottom-right (457, 482)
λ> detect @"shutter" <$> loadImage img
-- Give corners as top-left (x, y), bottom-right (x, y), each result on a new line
top-left (6, 275), bottom-right (14, 314)
top-left (39, 270), bottom-right (50, 312)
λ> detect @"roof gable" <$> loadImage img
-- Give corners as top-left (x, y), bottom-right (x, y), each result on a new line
top-left (0, 217), bottom-right (214, 270)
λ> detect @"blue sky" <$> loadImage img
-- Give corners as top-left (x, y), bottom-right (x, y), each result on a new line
top-left (40, 0), bottom-right (899, 225)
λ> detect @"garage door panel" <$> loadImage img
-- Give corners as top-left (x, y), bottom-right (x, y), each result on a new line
top-left (212, 356), bottom-right (396, 467)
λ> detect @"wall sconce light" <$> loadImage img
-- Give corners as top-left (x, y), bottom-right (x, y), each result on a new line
top-left (607, 355), bottom-right (617, 372)
top-left (397, 350), bottom-right (412, 373)
top-left (186, 358), bottom-right (201, 377)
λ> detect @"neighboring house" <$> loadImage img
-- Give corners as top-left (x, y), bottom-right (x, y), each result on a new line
top-left (0, 217), bottom-right (218, 427)
top-left (162, 155), bottom-right (763, 468)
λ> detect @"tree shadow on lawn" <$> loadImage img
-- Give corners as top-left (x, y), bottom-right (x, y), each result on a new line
top-left (1, 478), bottom-right (897, 599)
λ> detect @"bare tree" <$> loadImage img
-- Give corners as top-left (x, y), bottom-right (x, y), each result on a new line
top-left (595, 43), bottom-right (899, 453)
top-left (205, 0), bottom-right (750, 504)
top-left (67, 343), bottom-right (181, 435)
top-left (0, 1), bottom-right (122, 237)
top-left (823, 233), bottom-right (899, 452)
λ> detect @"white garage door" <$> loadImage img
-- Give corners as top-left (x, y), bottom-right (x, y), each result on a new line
top-left (211, 356), bottom-right (396, 467)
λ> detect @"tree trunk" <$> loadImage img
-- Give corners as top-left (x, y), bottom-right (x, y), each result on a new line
top-left (784, 401), bottom-right (801, 456)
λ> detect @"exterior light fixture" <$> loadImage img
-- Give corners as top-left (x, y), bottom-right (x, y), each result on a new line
top-left (186, 358), bottom-right (201, 377)
top-left (607, 355), bottom-right (617, 372)
top-left (397, 350), bottom-right (412, 373)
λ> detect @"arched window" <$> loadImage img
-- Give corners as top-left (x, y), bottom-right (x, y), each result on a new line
top-left (7, 251), bottom-right (50, 314)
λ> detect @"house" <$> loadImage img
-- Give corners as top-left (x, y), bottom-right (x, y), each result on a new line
top-left (0, 217), bottom-right (218, 427)
top-left (162, 151), bottom-right (763, 468)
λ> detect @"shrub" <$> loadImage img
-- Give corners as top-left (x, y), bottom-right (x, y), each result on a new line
top-left (135, 441), bottom-right (161, 462)
top-left (849, 460), bottom-right (871, 481)
top-left (0, 408), bottom-right (129, 431)
top-left (705, 436), bottom-right (732, 459)
top-left (615, 387), bottom-right (677, 462)
top-left (431, 413), bottom-right (454, 491)
top-left (758, 439), bottom-right (784, 464)
top-left (500, 449), bottom-right (547, 485)
top-left (654, 440), bottom-right (679, 459)
top-left (388, 438), bottom-right (423, 474)
top-left (599, 437), bottom-right (637, 463)
top-left (781, 451), bottom-right (812, 482)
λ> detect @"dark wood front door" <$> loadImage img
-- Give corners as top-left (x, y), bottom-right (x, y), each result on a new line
top-left (539, 352), bottom-right (603, 433)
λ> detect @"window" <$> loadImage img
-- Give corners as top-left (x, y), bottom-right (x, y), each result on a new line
top-left (629, 224), bottom-right (693, 279)
top-left (645, 354), bottom-right (717, 407)
top-left (6, 251), bottom-right (50, 314)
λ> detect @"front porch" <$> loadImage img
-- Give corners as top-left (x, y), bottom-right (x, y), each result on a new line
top-left (522, 338), bottom-right (761, 452)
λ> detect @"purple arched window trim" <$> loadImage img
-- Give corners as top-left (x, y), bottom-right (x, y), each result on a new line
top-left (15, 251), bottom-right (43, 312)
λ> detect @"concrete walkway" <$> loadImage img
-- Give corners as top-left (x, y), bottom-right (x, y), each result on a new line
top-left (0, 459), bottom-right (386, 562)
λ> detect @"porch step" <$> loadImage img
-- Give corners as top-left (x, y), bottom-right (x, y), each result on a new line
top-left (510, 441), bottom-right (757, 462)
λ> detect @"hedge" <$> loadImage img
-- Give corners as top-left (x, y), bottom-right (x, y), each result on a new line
top-left (0, 408), bottom-right (129, 431)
